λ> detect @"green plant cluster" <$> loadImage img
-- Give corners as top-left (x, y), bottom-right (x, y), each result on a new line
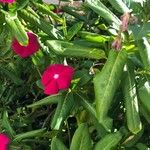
top-left (0, 0), bottom-right (150, 149)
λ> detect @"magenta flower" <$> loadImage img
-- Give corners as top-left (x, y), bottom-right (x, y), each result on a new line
top-left (41, 64), bottom-right (74, 95)
top-left (12, 32), bottom-right (40, 58)
top-left (0, 0), bottom-right (15, 3)
top-left (0, 134), bottom-right (10, 150)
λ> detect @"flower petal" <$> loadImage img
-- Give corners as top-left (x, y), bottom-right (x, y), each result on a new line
top-left (55, 65), bottom-right (74, 90)
top-left (0, 0), bottom-right (15, 3)
top-left (44, 80), bottom-right (59, 95)
top-left (12, 32), bottom-right (39, 58)
top-left (60, 66), bottom-right (74, 78)
top-left (41, 70), bottom-right (54, 87)
top-left (0, 134), bottom-right (10, 145)
top-left (50, 64), bottom-right (66, 74)
top-left (57, 76), bottom-right (72, 90)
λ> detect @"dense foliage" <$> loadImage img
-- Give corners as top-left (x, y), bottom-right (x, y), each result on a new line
top-left (0, 0), bottom-right (150, 149)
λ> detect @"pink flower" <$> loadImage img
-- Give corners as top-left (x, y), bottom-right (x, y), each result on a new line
top-left (0, 0), bottom-right (15, 3)
top-left (0, 134), bottom-right (10, 150)
top-left (12, 32), bottom-right (40, 58)
top-left (41, 64), bottom-right (74, 95)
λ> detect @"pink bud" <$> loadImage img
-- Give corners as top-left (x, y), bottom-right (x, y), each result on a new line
top-left (120, 12), bottom-right (130, 32)
top-left (112, 37), bottom-right (122, 50)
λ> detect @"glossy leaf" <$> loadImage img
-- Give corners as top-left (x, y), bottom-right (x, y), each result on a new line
top-left (16, 0), bottom-right (29, 10)
top-left (32, 2), bottom-right (63, 23)
top-left (13, 128), bottom-right (46, 142)
top-left (130, 22), bottom-right (150, 40)
top-left (67, 22), bottom-right (83, 40)
top-left (51, 137), bottom-right (68, 150)
top-left (2, 110), bottom-right (16, 137)
top-left (137, 37), bottom-right (150, 70)
top-left (62, 6), bottom-right (86, 22)
top-left (51, 92), bottom-right (75, 130)
top-left (138, 79), bottom-right (150, 113)
top-left (78, 31), bottom-right (111, 43)
top-left (94, 131), bottom-right (122, 150)
top-left (94, 50), bottom-right (127, 131)
top-left (122, 128), bottom-right (144, 147)
top-left (5, 13), bottom-right (28, 46)
top-left (75, 92), bottom-right (108, 137)
top-left (20, 9), bottom-right (63, 39)
top-left (108, 0), bottom-right (130, 13)
top-left (27, 94), bottom-right (62, 108)
top-left (74, 69), bottom-right (92, 86)
top-left (122, 62), bottom-right (142, 134)
top-left (85, 0), bottom-right (120, 29)
top-left (140, 104), bottom-right (150, 124)
top-left (47, 40), bottom-right (106, 59)
top-left (70, 123), bottom-right (92, 150)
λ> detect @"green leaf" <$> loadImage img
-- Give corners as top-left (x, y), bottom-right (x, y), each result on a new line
top-left (70, 123), bottom-right (93, 150)
top-left (85, 0), bottom-right (120, 29)
top-left (138, 79), bottom-right (150, 113)
top-left (136, 143), bottom-right (150, 150)
top-left (130, 23), bottom-right (150, 70)
top-left (46, 40), bottom-right (106, 59)
top-left (9, 144), bottom-right (32, 150)
top-left (20, 9), bottom-right (63, 39)
top-left (122, 129), bottom-right (144, 147)
top-left (73, 39), bottom-right (101, 48)
top-left (122, 62), bottom-right (142, 134)
top-left (75, 93), bottom-right (96, 118)
top-left (75, 92), bottom-right (107, 137)
top-left (2, 110), bottom-right (16, 137)
top-left (137, 38), bottom-right (150, 70)
top-left (78, 31), bottom-right (111, 43)
top-left (5, 13), bottom-right (28, 46)
top-left (32, 2), bottom-right (63, 23)
top-left (74, 69), bottom-right (92, 86)
top-left (140, 104), bottom-right (150, 124)
top-left (0, 66), bottom-right (23, 85)
top-left (62, 6), bottom-right (86, 22)
top-left (16, 0), bottom-right (29, 10)
top-left (129, 22), bottom-right (150, 40)
top-left (27, 94), bottom-right (62, 108)
top-left (13, 128), bottom-right (46, 142)
top-left (108, 0), bottom-right (130, 13)
top-left (94, 131), bottom-right (122, 150)
top-left (94, 50), bottom-right (127, 131)
top-left (67, 22), bottom-right (83, 40)
top-left (51, 137), bottom-right (68, 150)
top-left (51, 92), bottom-right (75, 130)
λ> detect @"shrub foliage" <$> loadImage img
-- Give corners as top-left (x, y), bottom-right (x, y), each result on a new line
top-left (0, 0), bottom-right (150, 149)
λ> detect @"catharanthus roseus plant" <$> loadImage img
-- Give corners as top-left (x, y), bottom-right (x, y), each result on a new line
top-left (0, 0), bottom-right (150, 149)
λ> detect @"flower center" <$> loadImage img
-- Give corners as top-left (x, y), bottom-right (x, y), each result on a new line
top-left (53, 74), bottom-right (59, 79)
